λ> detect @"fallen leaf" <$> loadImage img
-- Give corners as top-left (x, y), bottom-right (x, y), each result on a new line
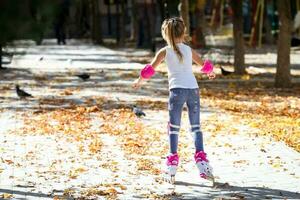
top-left (0, 193), bottom-right (13, 199)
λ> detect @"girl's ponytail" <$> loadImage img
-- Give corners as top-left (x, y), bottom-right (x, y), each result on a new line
top-left (169, 20), bottom-right (184, 62)
top-left (162, 17), bottom-right (185, 63)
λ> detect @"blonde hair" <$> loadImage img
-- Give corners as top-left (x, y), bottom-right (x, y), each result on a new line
top-left (161, 17), bottom-right (186, 62)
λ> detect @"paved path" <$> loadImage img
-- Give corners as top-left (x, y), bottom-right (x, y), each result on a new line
top-left (0, 40), bottom-right (299, 199)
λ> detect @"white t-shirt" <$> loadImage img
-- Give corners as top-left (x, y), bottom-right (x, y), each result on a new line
top-left (165, 43), bottom-right (199, 90)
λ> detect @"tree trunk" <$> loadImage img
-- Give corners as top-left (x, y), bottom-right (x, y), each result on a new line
top-left (116, 1), bottom-right (120, 43)
top-left (107, 1), bottom-right (112, 35)
top-left (118, 0), bottom-right (126, 46)
top-left (91, 0), bottom-right (102, 44)
top-left (94, 0), bottom-right (102, 44)
top-left (130, 0), bottom-right (137, 41)
top-left (90, 0), bottom-right (95, 40)
top-left (180, 0), bottom-right (190, 35)
top-left (0, 44), bottom-right (2, 69)
top-left (231, 0), bottom-right (246, 75)
top-left (92, 0), bottom-right (102, 44)
top-left (275, 0), bottom-right (292, 87)
top-left (194, 0), bottom-right (207, 47)
top-left (75, 0), bottom-right (84, 37)
top-left (136, 2), bottom-right (151, 48)
top-left (136, 2), bottom-right (144, 48)
top-left (151, 0), bottom-right (156, 52)
top-left (144, 2), bottom-right (151, 48)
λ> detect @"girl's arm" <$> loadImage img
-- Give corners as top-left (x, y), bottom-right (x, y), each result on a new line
top-left (133, 48), bottom-right (166, 89)
top-left (151, 47), bottom-right (166, 68)
top-left (191, 49), bottom-right (216, 79)
top-left (191, 49), bottom-right (204, 66)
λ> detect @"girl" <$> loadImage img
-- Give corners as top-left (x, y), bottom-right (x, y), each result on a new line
top-left (133, 17), bottom-right (215, 182)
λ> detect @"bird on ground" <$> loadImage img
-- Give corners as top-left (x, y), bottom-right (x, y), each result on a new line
top-left (16, 85), bottom-right (33, 98)
top-left (220, 66), bottom-right (233, 76)
top-left (77, 73), bottom-right (90, 81)
top-left (291, 37), bottom-right (300, 47)
top-left (132, 105), bottom-right (146, 117)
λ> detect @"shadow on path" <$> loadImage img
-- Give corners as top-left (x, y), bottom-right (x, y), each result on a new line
top-left (0, 188), bottom-right (53, 199)
top-left (133, 181), bottom-right (300, 200)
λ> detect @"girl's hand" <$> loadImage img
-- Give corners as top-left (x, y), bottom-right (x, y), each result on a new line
top-left (207, 72), bottom-right (216, 79)
top-left (132, 77), bottom-right (143, 89)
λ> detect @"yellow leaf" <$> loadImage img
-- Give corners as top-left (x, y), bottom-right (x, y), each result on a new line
top-left (228, 92), bottom-right (235, 97)
top-left (53, 196), bottom-right (59, 200)
top-left (0, 193), bottom-right (13, 199)
top-left (119, 185), bottom-right (127, 190)
top-left (233, 160), bottom-right (248, 164)
top-left (75, 167), bottom-right (87, 173)
top-left (105, 188), bottom-right (118, 195)
top-left (241, 74), bottom-right (250, 80)
top-left (228, 82), bottom-right (236, 88)
top-left (272, 163), bottom-right (281, 168)
top-left (224, 143), bottom-right (232, 148)
top-left (4, 160), bottom-right (14, 165)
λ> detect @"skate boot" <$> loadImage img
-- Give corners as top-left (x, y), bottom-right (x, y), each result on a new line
top-left (164, 153), bottom-right (179, 184)
top-left (194, 151), bottom-right (214, 183)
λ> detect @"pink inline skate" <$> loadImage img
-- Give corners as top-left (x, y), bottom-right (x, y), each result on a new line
top-left (194, 151), bottom-right (215, 183)
top-left (164, 153), bottom-right (179, 184)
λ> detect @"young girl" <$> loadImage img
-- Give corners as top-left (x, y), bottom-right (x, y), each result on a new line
top-left (133, 17), bottom-right (216, 182)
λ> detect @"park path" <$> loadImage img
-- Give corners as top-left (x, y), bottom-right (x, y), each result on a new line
top-left (0, 40), bottom-right (299, 200)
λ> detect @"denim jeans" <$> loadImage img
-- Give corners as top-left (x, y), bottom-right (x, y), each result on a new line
top-left (168, 88), bottom-right (204, 153)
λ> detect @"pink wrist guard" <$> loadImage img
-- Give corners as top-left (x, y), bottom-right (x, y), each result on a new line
top-left (140, 64), bottom-right (155, 79)
top-left (201, 60), bottom-right (214, 74)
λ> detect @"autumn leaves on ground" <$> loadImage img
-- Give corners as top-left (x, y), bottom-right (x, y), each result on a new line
top-left (0, 43), bottom-right (300, 199)
top-left (201, 86), bottom-right (300, 152)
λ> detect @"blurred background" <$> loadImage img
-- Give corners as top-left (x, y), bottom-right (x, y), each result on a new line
top-left (0, 0), bottom-right (300, 87)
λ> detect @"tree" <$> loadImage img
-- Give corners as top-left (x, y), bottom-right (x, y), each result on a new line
top-left (231, 0), bottom-right (246, 75)
top-left (119, 0), bottom-right (126, 46)
top-left (136, 1), bottom-right (153, 48)
top-left (0, 0), bottom-right (58, 68)
top-left (193, 0), bottom-right (207, 47)
top-left (74, 0), bottom-right (90, 37)
top-left (116, 0), bottom-right (125, 45)
top-left (0, 0), bottom-right (32, 69)
top-left (149, 0), bottom-right (156, 52)
top-left (0, 1), bottom-right (20, 68)
top-left (90, 0), bottom-right (102, 44)
top-left (275, 0), bottom-right (292, 87)
top-left (130, 0), bottom-right (138, 41)
top-left (180, 0), bottom-right (190, 35)
top-left (0, 44), bottom-right (3, 69)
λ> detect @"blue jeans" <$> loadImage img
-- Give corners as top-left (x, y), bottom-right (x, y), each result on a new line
top-left (168, 88), bottom-right (204, 153)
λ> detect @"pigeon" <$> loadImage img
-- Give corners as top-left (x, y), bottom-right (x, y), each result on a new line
top-left (291, 37), bottom-right (300, 47)
top-left (77, 73), bottom-right (90, 81)
top-left (132, 105), bottom-right (146, 117)
top-left (16, 85), bottom-right (33, 98)
top-left (220, 67), bottom-right (233, 76)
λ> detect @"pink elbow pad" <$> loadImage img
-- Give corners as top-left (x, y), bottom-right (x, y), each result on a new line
top-left (140, 64), bottom-right (155, 79)
top-left (201, 60), bottom-right (214, 74)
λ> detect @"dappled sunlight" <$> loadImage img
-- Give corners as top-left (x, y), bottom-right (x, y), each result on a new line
top-left (0, 40), bottom-right (299, 199)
